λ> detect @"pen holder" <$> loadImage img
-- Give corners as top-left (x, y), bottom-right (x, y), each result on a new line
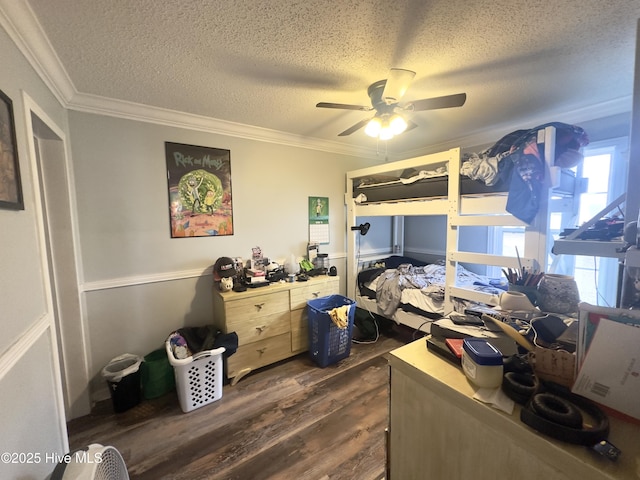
top-left (508, 283), bottom-right (538, 306)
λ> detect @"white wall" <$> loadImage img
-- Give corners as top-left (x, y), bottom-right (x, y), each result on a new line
top-left (0, 19), bottom-right (69, 479)
top-left (67, 111), bottom-right (374, 400)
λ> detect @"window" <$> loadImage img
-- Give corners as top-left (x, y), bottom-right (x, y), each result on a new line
top-left (571, 138), bottom-right (628, 306)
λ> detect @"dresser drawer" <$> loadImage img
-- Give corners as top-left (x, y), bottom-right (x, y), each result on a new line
top-left (290, 277), bottom-right (340, 310)
top-left (227, 333), bottom-right (292, 377)
top-left (231, 311), bottom-right (290, 346)
top-left (290, 307), bottom-right (309, 353)
top-left (223, 290), bottom-right (289, 326)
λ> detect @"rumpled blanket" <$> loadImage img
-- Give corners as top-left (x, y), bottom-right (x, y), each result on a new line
top-left (374, 262), bottom-right (503, 317)
top-left (462, 122), bottom-right (588, 224)
top-left (460, 150), bottom-right (512, 186)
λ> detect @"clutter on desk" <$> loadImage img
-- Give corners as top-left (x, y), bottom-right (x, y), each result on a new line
top-left (502, 266), bottom-right (544, 288)
top-left (301, 242), bottom-right (330, 276)
top-left (498, 290), bottom-right (538, 312)
top-left (213, 255), bottom-right (244, 291)
top-left (559, 215), bottom-right (624, 241)
top-left (500, 352), bottom-right (617, 457)
top-left (213, 243), bottom-right (334, 292)
top-left (427, 304), bottom-right (631, 457)
top-left (461, 338), bottom-right (503, 388)
top-left (620, 245), bottom-right (640, 309)
top-left (536, 274), bottom-right (580, 314)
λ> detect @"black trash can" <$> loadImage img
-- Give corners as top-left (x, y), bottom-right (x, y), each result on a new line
top-left (101, 354), bottom-right (143, 413)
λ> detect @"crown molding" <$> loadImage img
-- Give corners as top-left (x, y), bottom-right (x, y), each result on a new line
top-left (399, 95), bottom-right (633, 160)
top-left (0, 0), bottom-right (76, 105)
top-left (67, 91), bottom-right (380, 158)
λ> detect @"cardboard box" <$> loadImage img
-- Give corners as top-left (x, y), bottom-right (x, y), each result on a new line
top-left (572, 313), bottom-right (640, 420)
top-left (529, 346), bottom-right (576, 389)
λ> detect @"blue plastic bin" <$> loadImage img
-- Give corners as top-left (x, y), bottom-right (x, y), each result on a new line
top-left (307, 294), bottom-right (356, 367)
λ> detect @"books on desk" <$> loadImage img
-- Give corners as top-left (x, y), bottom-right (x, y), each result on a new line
top-left (245, 277), bottom-right (269, 287)
top-left (426, 336), bottom-right (462, 366)
top-left (429, 317), bottom-right (518, 357)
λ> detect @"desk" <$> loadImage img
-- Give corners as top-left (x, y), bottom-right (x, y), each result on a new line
top-left (387, 339), bottom-right (640, 480)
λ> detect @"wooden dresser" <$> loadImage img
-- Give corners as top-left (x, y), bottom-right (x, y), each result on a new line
top-left (387, 339), bottom-right (640, 480)
top-left (212, 275), bottom-right (340, 384)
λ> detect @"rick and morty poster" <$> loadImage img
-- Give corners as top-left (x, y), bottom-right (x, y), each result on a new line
top-left (165, 142), bottom-right (233, 238)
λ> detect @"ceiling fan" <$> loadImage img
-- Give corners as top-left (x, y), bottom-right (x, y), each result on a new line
top-left (316, 68), bottom-right (466, 139)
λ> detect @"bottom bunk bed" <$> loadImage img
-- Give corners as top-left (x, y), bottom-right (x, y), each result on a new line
top-left (355, 255), bottom-right (505, 332)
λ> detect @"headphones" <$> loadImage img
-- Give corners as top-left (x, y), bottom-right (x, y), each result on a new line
top-left (502, 366), bottom-right (619, 459)
top-left (519, 381), bottom-right (609, 446)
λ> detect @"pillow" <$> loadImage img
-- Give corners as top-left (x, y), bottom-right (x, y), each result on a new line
top-left (384, 255), bottom-right (428, 269)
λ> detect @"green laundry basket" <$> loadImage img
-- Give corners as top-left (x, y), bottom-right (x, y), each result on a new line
top-left (141, 348), bottom-right (175, 399)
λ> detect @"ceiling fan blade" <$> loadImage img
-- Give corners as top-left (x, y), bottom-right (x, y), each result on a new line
top-left (405, 120), bottom-right (419, 132)
top-left (316, 102), bottom-right (372, 111)
top-left (338, 118), bottom-right (371, 136)
top-left (407, 93), bottom-right (467, 111)
top-left (382, 68), bottom-right (416, 104)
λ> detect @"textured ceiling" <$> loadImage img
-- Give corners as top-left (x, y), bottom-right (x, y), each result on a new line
top-left (18, 0), bottom-right (640, 157)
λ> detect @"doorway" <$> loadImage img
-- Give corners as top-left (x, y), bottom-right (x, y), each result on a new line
top-left (27, 104), bottom-right (90, 420)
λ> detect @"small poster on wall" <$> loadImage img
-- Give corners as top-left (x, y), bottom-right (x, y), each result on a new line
top-left (0, 90), bottom-right (24, 210)
top-left (165, 142), bottom-right (233, 238)
top-left (308, 196), bottom-right (329, 244)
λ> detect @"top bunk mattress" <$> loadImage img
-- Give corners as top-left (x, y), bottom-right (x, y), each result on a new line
top-left (353, 163), bottom-right (576, 204)
top-left (351, 122), bottom-right (586, 205)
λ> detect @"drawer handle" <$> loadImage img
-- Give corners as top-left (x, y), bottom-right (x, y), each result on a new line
top-left (312, 291), bottom-right (320, 298)
top-left (254, 303), bottom-right (265, 311)
top-left (257, 347), bottom-right (267, 355)
top-left (255, 325), bottom-right (267, 333)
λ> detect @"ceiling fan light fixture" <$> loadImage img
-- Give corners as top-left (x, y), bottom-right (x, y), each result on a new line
top-left (382, 68), bottom-right (416, 104)
top-left (364, 117), bottom-right (382, 137)
top-left (379, 123), bottom-right (394, 141)
top-left (317, 68), bottom-right (466, 138)
top-left (389, 114), bottom-right (408, 135)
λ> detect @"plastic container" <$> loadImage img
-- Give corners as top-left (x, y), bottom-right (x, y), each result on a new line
top-left (307, 294), bottom-right (356, 368)
top-left (313, 253), bottom-right (329, 270)
top-left (101, 353), bottom-right (143, 413)
top-left (165, 339), bottom-right (226, 413)
top-left (140, 348), bottom-right (175, 399)
top-left (461, 338), bottom-right (503, 388)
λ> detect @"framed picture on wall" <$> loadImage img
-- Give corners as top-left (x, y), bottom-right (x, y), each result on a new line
top-left (0, 90), bottom-right (24, 210)
top-left (165, 142), bottom-right (233, 238)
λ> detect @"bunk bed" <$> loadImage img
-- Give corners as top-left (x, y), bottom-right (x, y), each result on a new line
top-left (345, 123), bottom-right (586, 332)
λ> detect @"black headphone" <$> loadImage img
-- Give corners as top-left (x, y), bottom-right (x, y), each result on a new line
top-left (504, 373), bottom-right (610, 447)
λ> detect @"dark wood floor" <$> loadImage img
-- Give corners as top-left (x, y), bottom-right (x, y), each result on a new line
top-left (67, 325), bottom-right (418, 480)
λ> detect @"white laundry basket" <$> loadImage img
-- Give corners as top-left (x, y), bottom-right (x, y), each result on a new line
top-left (165, 340), bottom-right (225, 413)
